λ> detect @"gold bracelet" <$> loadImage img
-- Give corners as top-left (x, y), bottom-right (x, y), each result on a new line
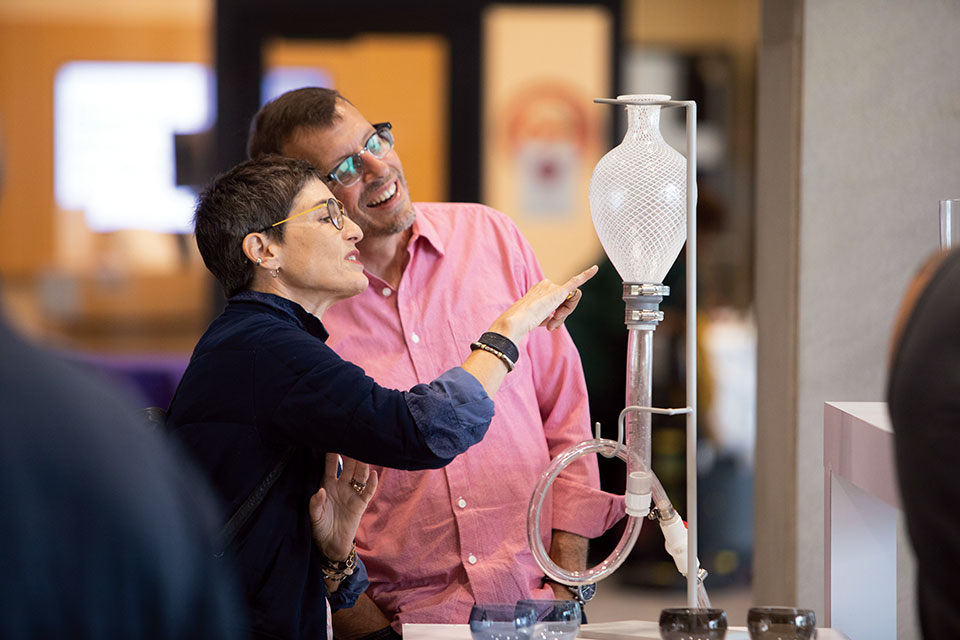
top-left (321, 542), bottom-right (357, 582)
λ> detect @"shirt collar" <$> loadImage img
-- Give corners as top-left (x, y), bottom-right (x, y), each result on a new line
top-left (229, 290), bottom-right (329, 341)
top-left (408, 204), bottom-right (446, 256)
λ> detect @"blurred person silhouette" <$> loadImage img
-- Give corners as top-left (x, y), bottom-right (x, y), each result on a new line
top-left (887, 248), bottom-right (960, 639)
top-left (0, 136), bottom-right (242, 639)
top-left (248, 88), bottom-right (625, 638)
top-left (168, 154), bottom-right (595, 639)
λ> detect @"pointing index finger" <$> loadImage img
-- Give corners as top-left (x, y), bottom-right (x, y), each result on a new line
top-left (562, 265), bottom-right (599, 292)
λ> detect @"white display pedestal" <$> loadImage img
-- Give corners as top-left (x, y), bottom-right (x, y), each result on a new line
top-left (823, 401), bottom-right (919, 639)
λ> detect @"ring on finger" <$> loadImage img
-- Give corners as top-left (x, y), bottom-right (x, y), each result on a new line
top-left (350, 479), bottom-right (367, 494)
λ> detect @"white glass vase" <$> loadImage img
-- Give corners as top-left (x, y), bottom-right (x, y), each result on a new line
top-left (589, 94), bottom-right (686, 284)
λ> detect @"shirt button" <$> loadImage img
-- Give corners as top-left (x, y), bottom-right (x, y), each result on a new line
top-left (382, 287), bottom-right (392, 296)
top-left (411, 332), bottom-right (420, 344)
top-left (467, 554), bottom-right (477, 565)
top-left (457, 498), bottom-right (467, 509)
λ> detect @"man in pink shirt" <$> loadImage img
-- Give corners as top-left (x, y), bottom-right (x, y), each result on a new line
top-left (248, 88), bottom-right (625, 638)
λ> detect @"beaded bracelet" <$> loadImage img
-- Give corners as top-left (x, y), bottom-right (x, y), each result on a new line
top-left (470, 341), bottom-right (515, 372)
top-left (470, 331), bottom-right (519, 372)
top-left (321, 542), bottom-right (358, 582)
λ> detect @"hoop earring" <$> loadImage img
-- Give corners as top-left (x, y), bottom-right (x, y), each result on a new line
top-left (271, 267), bottom-right (280, 278)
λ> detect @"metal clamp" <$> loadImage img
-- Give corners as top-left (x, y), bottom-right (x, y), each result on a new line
top-left (624, 283), bottom-right (670, 297)
top-left (622, 282), bottom-right (669, 328)
top-left (626, 309), bottom-right (664, 325)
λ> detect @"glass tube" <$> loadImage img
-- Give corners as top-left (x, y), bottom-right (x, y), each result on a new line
top-left (941, 199), bottom-right (960, 250)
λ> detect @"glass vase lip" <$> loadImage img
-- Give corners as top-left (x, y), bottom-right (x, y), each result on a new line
top-left (748, 606), bottom-right (816, 615)
top-left (616, 93), bottom-right (672, 103)
top-left (660, 607), bottom-right (727, 616)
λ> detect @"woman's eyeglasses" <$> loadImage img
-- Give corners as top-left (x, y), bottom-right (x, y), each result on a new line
top-left (325, 122), bottom-right (394, 187)
top-left (265, 197), bottom-right (345, 231)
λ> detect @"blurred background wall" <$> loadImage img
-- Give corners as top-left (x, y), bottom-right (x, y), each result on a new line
top-left (0, 0), bottom-right (212, 354)
top-left (755, 0), bottom-right (960, 627)
top-left (0, 0), bottom-right (757, 344)
top-left (15, 0), bottom-right (956, 627)
top-left (0, 0), bottom-right (759, 611)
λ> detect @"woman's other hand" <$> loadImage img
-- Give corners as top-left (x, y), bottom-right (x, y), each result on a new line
top-left (310, 453), bottom-right (379, 562)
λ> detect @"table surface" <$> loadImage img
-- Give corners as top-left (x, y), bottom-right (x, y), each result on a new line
top-left (403, 620), bottom-right (850, 639)
top-left (823, 401), bottom-right (898, 509)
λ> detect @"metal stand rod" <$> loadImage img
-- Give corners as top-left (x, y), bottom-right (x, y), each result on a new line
top-left (684, 100), bottom-right (698, 608)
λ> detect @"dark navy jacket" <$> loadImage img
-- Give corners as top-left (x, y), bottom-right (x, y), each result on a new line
top-left (167, 291), bottom-right (493, 640)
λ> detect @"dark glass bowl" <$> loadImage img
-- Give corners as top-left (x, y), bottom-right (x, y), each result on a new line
top-left (659, 607), bottom-right (728, 640)
top-left (747, 606), bottom-right (817, 640)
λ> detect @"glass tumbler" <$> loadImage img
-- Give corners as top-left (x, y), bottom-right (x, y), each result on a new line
top-left (659, 607), bottom-right (727, 640)
top-left (747, 606), bottom-right (816, 640)
top-left (469, 602), bottom-right (536, 640)
top-left (517, 599), bottom-right (581, 640)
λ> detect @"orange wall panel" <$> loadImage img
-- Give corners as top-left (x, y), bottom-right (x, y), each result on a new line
top-left (0, 20), bottom-right (208, 276)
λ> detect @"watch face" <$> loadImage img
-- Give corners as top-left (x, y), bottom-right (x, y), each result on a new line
top-left (578, 582), bottom-right (597, 602)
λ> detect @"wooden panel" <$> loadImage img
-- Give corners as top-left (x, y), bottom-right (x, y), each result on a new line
top-left (482, 5), bottom-right (611, 282)
top-left (0, 18), bottom-right (210, 352)
top-left (0, 19), bottom-right (208, 274)
top-left (264, 35), bottom-right (449, 204)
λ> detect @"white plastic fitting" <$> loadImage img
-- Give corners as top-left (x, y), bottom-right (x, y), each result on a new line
top-left (625, 470), bottom-right (653, 517)
top-left (660, 513), bottom-right (698, 577)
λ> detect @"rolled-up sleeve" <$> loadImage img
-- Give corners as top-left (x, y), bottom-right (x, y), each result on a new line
top-left (328, 557), bottom-right (369, 611)
top-left (404, 367), bottom-right (494, 460)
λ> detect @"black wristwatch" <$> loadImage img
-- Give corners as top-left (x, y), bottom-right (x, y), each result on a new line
top-left (546, 578), bottom-right (596, 606)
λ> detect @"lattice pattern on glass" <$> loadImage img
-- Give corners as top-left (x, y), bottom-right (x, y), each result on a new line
top-left (589, 95), bottom-right (687, 284)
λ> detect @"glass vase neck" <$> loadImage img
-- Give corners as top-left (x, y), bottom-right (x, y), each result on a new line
top-left (616, 94), bottom-right (670, 143)
top-left (625, 105), bottom-right (663, 140)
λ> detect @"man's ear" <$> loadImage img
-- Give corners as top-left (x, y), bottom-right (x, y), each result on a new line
top-left (242, 232), bottom-right (280, 269)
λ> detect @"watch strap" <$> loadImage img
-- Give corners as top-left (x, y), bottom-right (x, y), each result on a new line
top-left (544, 577), bottom-right (596, 605)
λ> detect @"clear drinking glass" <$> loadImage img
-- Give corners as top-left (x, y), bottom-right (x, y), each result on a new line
top-left (469, 602), bottom-right (536, 640)
top-left (941, 199), bottom-right (960, 251)
top-left (747, 606), bottom-right (816, 640)
top-left (659, 607), bottom-right (727, 640)
top-left (517, 599), bottom-right (581, 640)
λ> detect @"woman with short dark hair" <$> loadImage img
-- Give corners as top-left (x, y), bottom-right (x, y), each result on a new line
top-left (169, 154), bottom-right (596, 639)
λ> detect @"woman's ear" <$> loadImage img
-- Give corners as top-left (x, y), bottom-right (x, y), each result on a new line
top-left (242, 232), bottom-right (279, 269)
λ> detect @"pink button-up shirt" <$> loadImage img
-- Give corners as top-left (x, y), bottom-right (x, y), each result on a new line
top-left (323, 203), bottom-right (625, 630)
